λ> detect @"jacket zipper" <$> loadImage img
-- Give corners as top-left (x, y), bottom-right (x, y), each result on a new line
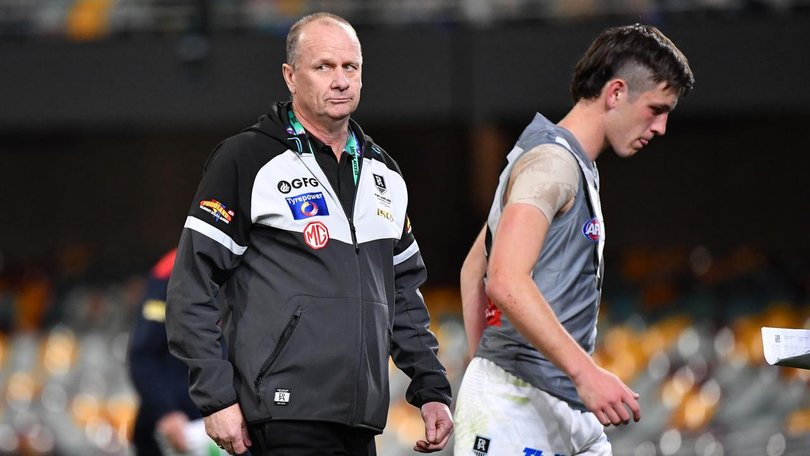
top-left (348, 146), bottom-right (360, 253)
top-left (349, 181), bottom-right (366, 424)
top-left (349, 164), bottom-right (364, 425)
top-left (349, 218), bottom-right (359, 252)
top-left (254, 307), bottom-right (303, 402)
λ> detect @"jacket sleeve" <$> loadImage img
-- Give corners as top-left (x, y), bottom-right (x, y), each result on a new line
top-left (165, 140), bottom-right (255, 416)
top-left (389, 216), bottom-right (453, 408)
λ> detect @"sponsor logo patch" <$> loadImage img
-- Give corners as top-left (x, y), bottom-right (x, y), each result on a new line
top-left (473, 436), bottom-right (490, 456)
top-left (523, 449), bottom-right (565, 456)
top-left (376, 208), bottom-right (394, 222)
top-left (581, 217), bottom-right (601, 242)
top-left (199, 199), bottom-right (234, 224)
top-left (286, 192), bottom-right (330, 220)
top-left (484, 299), bottom-right (502, 327)
top-left (278, 177), bottom-right (320, 194)
top-left (274, 388), bottom-right (291, 406)
top-left (374, 193), bottom-right (392, 208)
top-left (303, 221), bottom-right (329, 249)
top-left (373, 173), bottom-right (387, 193)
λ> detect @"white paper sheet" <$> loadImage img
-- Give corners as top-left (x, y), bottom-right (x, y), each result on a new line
top-left (761, 326), bottom-right (810, 369)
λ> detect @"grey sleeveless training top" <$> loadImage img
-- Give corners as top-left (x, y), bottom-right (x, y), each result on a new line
top-left (476, 113), bottom-right (604, 411)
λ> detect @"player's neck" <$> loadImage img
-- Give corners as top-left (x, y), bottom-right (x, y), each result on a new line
top-left (558, 102), bottom-right (606, 162)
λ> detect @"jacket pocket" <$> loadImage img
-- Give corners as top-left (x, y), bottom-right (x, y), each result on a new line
top-left (254, 306), bottom-right (302, 401)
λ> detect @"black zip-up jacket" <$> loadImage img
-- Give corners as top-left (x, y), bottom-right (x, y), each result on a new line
top-left (166, 102), bottom-right (452, 432)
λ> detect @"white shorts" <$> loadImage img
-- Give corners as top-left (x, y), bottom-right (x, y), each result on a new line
top-left (453, 357), bottom-right (611, 456)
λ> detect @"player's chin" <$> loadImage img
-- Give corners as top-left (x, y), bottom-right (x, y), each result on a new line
top-left (615, 147), bottom-right (639, 158)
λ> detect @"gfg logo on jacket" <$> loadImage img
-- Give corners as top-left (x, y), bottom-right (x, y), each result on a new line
top-left (277, 177), bottom-right (320, 194)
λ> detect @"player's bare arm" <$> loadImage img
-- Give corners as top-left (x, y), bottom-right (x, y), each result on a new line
top-left (460, 224), bottom-right (488, 360)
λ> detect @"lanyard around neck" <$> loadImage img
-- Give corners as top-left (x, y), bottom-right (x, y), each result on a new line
top-left (287, 109), bottom-right (361, 185)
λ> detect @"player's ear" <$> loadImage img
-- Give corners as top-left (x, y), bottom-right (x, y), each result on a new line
top-left (604, 79), bottom-right (626, 110)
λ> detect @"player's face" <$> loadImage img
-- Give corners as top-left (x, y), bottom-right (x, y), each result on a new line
top-left (606, 82), bottom-right (678, 158)
top-left (284, 21), bottom-right (362, 125)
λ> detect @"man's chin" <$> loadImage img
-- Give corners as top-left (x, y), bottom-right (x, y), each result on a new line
top-left (326, 106), bottom-right (356, 121)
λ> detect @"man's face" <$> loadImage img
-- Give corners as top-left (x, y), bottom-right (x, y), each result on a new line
top-left (284, 21), bottom-right (362, 125)
top-left (605, 81), bottom-right (678, 158)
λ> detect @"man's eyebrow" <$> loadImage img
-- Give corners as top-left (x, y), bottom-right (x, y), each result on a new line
top-left (651, 101), bottom-right (676, 112)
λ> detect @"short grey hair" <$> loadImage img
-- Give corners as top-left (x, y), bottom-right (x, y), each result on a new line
top-left (285, 12), bottom-right (360, 68)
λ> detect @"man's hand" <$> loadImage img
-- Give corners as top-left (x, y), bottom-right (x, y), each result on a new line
top-left (574, 364), bottom-right (641, 426)
top-left (414, 401), bottom-right (453, 453)
top-left (203, 403), bottom-right (252, 455)
top-left (156, 411), bottom-right (190, 453)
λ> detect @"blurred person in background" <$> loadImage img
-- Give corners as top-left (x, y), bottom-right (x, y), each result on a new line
top-left (166, 12), bottom-right (453, 456)
top-left (128, 248), bottom-right (225, 456)
top-left (455, 24), bottom-right (694, 455)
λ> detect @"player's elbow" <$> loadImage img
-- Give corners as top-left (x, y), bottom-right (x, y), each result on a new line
top-left (484, 270), bottom-right (513, 311)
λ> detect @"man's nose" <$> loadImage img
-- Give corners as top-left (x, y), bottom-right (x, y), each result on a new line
top-left (332, 69), bottom-right (350, 90)
top-left (652, 113), bottom-right (668, 136)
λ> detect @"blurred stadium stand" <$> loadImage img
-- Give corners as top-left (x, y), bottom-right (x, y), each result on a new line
top-left (1, 0), bottom-right (810, 39)
top-left (2, 1), bottom-right (810, 455)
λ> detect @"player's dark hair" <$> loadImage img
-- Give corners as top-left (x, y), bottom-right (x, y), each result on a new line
top-left (570, 24), bottom-right (694, 102)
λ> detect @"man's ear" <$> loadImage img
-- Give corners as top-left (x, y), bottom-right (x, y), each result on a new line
top-left (282, 63), bottom-right (296, 95)
top-left (604, 79), bottom-right (627, 110)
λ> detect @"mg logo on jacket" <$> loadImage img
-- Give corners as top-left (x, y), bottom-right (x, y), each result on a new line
top-left (303, 221), bottom-right (329, 249)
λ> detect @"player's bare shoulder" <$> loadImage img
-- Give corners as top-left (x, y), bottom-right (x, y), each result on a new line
top-left (507, 144), bottom-right (580, 222)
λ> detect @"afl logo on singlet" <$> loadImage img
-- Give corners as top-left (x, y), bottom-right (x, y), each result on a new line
top-left (582, 218), bottom-right (602, 242)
